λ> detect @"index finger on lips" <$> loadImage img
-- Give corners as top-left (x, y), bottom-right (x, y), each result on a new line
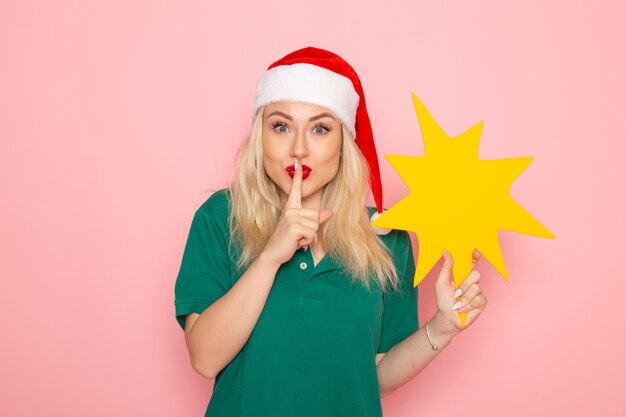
top-left (286, 158), bottom-right (302, 208)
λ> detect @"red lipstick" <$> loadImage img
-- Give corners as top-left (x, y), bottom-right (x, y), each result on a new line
top-left (286, 164), bottom-right (312, 180)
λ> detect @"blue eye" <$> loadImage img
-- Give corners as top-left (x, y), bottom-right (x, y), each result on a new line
top-left (313, 124), bottom-right (331, 135)
top-left (272, 122), bottom-right (289, 133)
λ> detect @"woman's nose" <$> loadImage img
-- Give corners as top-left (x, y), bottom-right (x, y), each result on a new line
top-left (289, 131), bottom-right (309, 159)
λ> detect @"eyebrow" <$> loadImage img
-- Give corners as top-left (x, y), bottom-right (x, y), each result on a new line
top-left (265, 111), bottom-right (336, 122)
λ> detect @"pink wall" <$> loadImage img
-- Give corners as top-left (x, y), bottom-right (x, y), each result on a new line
top-left (1, 1), bottom-right (624, 416)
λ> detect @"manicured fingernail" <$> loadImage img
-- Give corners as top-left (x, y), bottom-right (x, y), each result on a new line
top-left (453, 288), bottom-right (462, 298)
top-left (294, 158), bottom-right (298, 171)
top-left (452, 301), bottom-right (462, 311)
top-left (459, 305), bottom-right (468, 313)
top-left (303, 245), bottom-right (308, 252)
top-left (442, 249), bottom-right (447, 261)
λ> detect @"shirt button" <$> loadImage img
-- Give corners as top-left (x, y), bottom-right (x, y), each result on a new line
top-left (299, 262), bottom-right (308, 270)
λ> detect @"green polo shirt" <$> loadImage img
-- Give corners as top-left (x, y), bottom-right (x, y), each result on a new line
top-left (174, 189), bottom-right (418, 417)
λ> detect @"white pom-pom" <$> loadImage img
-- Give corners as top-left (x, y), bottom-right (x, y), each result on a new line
top-left (370, 210), bottom-right (392, 235)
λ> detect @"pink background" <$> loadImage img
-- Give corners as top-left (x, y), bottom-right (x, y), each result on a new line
top-left (1, 0), bottom-right (624, 416)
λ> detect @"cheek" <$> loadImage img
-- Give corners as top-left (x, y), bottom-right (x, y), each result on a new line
top-left (327, 152), bottom-right (341, 172)
top-left (262, 139), bottom-right (281, 166)
top-left (262, 141), bottom-right (289, 187)
top-left (262, 153), bottom-right (281, 178)
top-left (324, 141), bottom-right (342, 169)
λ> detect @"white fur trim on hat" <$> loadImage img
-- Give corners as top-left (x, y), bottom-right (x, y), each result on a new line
top-left (252, 63), bottom-right (360, 137)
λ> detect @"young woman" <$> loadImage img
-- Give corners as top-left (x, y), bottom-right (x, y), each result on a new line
top-left (174, 47), bottom-right (487, 417)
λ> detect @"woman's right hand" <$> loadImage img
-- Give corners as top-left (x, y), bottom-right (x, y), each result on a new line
top-left (261, 160), bottom-right (334, 266)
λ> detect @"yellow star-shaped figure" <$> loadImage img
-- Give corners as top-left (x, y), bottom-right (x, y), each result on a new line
top-left (372, 94), bottom-right (555, 326)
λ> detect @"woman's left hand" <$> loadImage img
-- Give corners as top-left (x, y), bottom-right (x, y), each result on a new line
top-left (431, 249), bottom-right (488, 338)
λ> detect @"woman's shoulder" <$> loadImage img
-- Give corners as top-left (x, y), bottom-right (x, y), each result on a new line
top-left (197, 188), bottom-right (231, 212)
top-left (195, 188), bottom-right (232, 226)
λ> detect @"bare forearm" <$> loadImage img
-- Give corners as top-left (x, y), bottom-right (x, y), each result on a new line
top-left (377, 314), bottom-right (458, 397)
top-left (186, 251), bottom-right (280, 377)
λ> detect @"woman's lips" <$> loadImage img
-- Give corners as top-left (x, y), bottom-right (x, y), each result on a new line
top-left (286, 164), bottom-right (312, 180)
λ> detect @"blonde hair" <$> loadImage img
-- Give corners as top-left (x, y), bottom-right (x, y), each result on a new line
top-left (228, 107), bottom-right (399, 293)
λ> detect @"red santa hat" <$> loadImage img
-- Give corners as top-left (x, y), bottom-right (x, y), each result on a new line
top-left (252, 47), bottom-right (386, 220)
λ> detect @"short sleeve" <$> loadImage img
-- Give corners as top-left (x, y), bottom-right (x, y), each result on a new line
top-left (174, 190), bottom-right (234, 330)
top-left (378, 230), bottom-right (419, 353)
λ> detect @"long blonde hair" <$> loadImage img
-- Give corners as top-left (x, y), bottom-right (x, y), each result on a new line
top-left (228, 107), bottom-right (399, 293)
